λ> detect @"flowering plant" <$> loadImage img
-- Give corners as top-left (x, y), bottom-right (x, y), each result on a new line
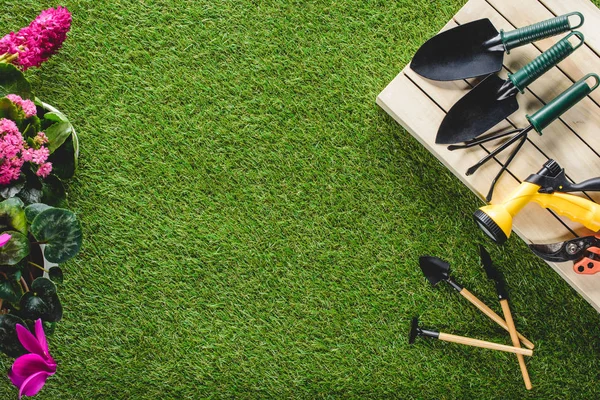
top-left (0, 6), bottom-right (79, 398)
top-left (9, 319), bottom-right (56, 399)
top-left (0, 6), bottom-right (71, 71)
top-left (0, 7), bottom-right (77, 208)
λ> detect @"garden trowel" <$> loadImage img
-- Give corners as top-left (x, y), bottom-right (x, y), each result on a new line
top-left (480, 246), bottom-right (532, 390)
top-left (418, 256), bottom-right (534, 349)
top-left (436, 31), bottom-right (584, 144)
top-left (411, 12), bottom-right (583, 81)
top-left (408, 316), bottom-right (532, 356)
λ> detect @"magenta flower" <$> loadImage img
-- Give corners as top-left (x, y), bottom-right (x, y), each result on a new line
top-left (5, 95), bottom-right (37, 118)
top-left (0, 7), bottom-right (72, 70)
top-left (8, 320), bottom-right (56, 399)
top-left (0, 233), bottom-right (11, 247)
top-left (0, 118), bottom-right (25, 185)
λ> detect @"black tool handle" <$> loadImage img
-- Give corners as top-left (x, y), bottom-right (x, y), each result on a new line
top-left (502, 12), bottom-right (584, 52)
top-left (566, 177), bottom-right (600, 192)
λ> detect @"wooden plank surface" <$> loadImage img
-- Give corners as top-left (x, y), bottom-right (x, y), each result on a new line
top-left (377, 0), bottom-right (600, 311)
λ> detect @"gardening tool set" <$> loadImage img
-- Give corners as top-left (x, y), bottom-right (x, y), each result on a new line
top-left (407, 10), bottom-right (600, 389)
top-left (412, 249), bottom-right (534, 388)
top-left (411, 11), bottom-right (600, 265)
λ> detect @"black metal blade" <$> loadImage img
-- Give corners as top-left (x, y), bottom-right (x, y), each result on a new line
top-left (418, 256), bottom-right (450, 286)
top-left (411, 19), bottom-right (503, 81)
top-left (479, 245), bottom-right (507, 299)
top-left (529, 236), bottom-right (600, 262)
top-left (408, 316), bottom-right (419, 344)
top-left (436, 75), bottom-right (519, 144)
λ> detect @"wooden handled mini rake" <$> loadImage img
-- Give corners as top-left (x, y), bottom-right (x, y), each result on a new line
top-left (448, 73), bottom-right (599, 202)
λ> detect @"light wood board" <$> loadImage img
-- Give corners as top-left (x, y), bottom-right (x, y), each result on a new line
top-left (377, 0), bottom-right (600, 312)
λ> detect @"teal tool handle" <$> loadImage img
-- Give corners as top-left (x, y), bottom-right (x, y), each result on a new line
top-left (502, 12), bottom-right (584, 53)
top-left (508, 31), bottom-right (584, 93)
top-left (527, 73), bottom-right (599, 133)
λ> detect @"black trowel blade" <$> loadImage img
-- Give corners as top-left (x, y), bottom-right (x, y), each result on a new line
top-left (408, 317), bottom-right (419, 344)
top-left (410, 19), bottom-right (504, 81)
top-left (436, 74), bottom-right (519, 144)
top-left (418, 256), bottom-right (450, 286)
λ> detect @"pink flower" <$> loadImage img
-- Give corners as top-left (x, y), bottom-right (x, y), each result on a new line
top-left (0, 119), bottom-right (25, 185)
top-left (36, 162), bottom-right (52, 178)
top-left (5, 95), bottom-right (37, 118)
top-left (0, 233), bottom-right (11, 247)
top-left (8, 320), bottom-right (56, 399)
top-left (35, 132), bottom-right (48, 145)
top-left (0, 7), bottom-right (72, 70)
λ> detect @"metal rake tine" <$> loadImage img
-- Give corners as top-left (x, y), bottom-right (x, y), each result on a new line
top-left (485, 133), bottom-right (528, 202)
top-left (447, 128), bottom-right (521, 150)
top-left (465, 130), bottom-right (527, 176)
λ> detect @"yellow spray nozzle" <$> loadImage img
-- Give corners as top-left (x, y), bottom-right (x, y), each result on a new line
top-left (474, 160), bottom-right (600, 244)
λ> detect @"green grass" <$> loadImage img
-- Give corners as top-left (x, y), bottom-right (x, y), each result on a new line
top-left (2, 0), bottom-right (600, 398)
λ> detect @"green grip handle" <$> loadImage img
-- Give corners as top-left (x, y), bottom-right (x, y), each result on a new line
top-left (502, 12), bottom-right (584, 53)
top-left (527, 73), bottom-right (600, 133)
top-left (508, 31), bottom-right (584, 93)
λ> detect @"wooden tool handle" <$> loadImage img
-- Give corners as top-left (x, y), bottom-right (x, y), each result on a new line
top-left (460, 288), bottom-right (534, 350)
top-left (501, 300), bottom-right (533, 390)
top-left (438, 332), bottom-right (533, 356)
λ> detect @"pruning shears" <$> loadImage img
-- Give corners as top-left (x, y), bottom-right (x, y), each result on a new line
top-left (529, 235), bottom-right (600, 275)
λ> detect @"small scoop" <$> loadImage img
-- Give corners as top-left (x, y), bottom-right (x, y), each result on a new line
top-left (419, 256), bottom-right (462, 290)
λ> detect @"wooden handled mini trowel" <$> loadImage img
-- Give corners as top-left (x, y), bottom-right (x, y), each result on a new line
top-left (418, 256), bottom-right (534, 350)
top-left (408, 316), bottom-right (533, 356)
top-left (480, 246), bottom-right (532, 390)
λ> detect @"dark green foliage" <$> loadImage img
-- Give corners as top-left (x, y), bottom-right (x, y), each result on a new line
top-left (19, 278), bottom-right (62, 322)
top-left (0, 230), bottom-right (29, 265)
top-left (0, 315), bottom-right (27, 357)
top-left (30, 208), bottom-right (82, 263)
top-left (0, 64), bottom-right (32, 99)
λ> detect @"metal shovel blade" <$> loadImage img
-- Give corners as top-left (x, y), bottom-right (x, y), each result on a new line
top-left (410, 19), bottom-right (504, 81)
top-left (408, 316), bottom-right (419, 344)
top-left (436, 74), bottom-right (519, 144)
top-left (418, 256), bottom-right (450, 286)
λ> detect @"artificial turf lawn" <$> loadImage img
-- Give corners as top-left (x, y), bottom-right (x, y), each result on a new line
top-left (2, 0), bottom-right (600, 398)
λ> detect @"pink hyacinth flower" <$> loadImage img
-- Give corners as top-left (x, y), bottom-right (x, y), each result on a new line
top-left (0, 7), bottom-right (72, 70)
top-left (8, 320), bottom-right (56, 399)
top-left (0, 233), bottom-right (11, 247)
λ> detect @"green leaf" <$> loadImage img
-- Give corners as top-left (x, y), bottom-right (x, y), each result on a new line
top-left (48, 135), bottom-right (76, 179)
top-left (19, 115), bottom-right (41, 139)
top-left (0, 314), bottom-right (27, 357)
top-left (43, 112), bottom-right (68, 123)
top-left (42, 175), bottom-right (68, 208)
top-left (23, 278), bottom-right (62, 322)
top-left (0, 97), bottom-right (22, 120)
top-left (25, 203), bottom-right (52, 224)
top-left (0, 275), bottom-right (20, 302)
top-left (31, 208), bottom-right (82, 263)
top-left (0, 230), bottom-right (30, 265)
top-left (48, 266), bottom-right (63, 284)
top-left (20, 292), bottom-right (48, 319)
top-left (31, 276), bottom-right (57, 296)
top-left (0, 177), bottom-right (25, 200)
top-left (0, 64), bottom-right (32, 99)
top-left (45, 121), bottom-right (72, 154)
top-left (0, 198), bottom-right (26, 234)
